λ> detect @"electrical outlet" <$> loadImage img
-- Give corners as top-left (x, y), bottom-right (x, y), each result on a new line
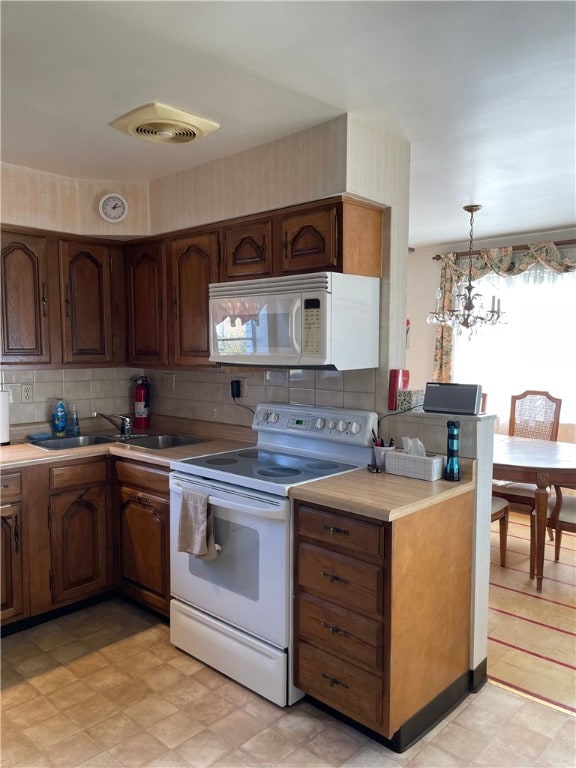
top-left (162, 372), bottom-right (175, 392)
top-left (22, 384), bottom-right (33, 401)
top-left (230, 378), bottom-right (248, 399)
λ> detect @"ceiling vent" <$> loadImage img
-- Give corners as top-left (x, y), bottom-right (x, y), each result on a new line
top-left (110, 102), bottom-right (219, 144)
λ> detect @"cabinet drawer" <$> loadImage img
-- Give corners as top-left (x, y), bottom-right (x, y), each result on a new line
top-left (1, 472), bottom-right (22, 501)
top-left (298, 593), bottom-right (382, 671)
top-left (296, 641), bottom-right (382, 727)
top-left (114, 460), bottom-right (169, 496)
top-left (298, 504), bottom-right (384, 559)
top-left (298, 542), bottom-right (383, 616)
top-left (50, 459), bottom-right (107, 489)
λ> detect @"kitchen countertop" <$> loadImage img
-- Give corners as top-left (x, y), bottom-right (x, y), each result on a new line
top-left (290, 460), bottom-right (476, 522)
top-left (1, 436), bottom-right (476, 524)
top-left (0, 436), bottom-right (252, 470)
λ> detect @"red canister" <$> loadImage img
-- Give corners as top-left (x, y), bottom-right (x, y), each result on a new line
top-left (134, 376), bottom-right (151, 429)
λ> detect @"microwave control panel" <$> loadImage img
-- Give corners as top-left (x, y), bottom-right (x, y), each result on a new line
top-left (303, 298), bottom-right (321, 354)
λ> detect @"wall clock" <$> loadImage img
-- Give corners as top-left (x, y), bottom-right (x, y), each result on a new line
top-left (98, 193), bottom-right (128, 223)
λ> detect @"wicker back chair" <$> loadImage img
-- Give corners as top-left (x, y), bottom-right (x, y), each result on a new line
top-left (493, 391), bottom-right (562, 577)
top-left (509, 390), bottom-right (562, 441)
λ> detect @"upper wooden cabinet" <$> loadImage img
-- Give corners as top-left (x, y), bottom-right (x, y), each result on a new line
top-left (1, 232), bottom-right (57, 364)
top-left (1, 229), bottom-right (125, 367)
top-left (59, 240), bottom-right (113, 364)
top-left (280, 205), bottom-right (337, 273)
top-left (2, 195), bottom-right (382, 369)
top-left (126, 241), bottom-right (169, 366)
top-left (218, 197), bottom-right (383, 280)
top-left (170, 231), bottom-right (220, 366)
top-left (222, 217), bottom-right (273, 279)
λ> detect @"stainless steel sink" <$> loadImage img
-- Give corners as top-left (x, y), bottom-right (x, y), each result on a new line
top-left (117, 435), bottom-right (204, 450)
top-left (32, 435), bottom-right (118, 450)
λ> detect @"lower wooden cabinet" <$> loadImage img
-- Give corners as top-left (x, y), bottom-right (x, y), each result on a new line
top-left (113, 459), bottom-right (170, 617)
top-left (1, 458), bottom-right (112, 627)
top-left (47, 457), bottom-right (111, 611)
top-left (49, 484), bottom-right (108, 606)
top-left (1, 471), bottom-right (28, 623)
top-left (294, 494), bottom-right (474, 746)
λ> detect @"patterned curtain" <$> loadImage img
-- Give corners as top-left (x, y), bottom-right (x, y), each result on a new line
top-left (432, 242), bottom-right (576, 381)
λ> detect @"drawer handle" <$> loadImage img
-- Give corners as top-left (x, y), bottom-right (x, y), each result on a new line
top-left (322, 524), bottom-right (350, 537)
top-left (320, 570), bottom-right (350, 585)
top-left (322, 672), bottom-right (349, 689)
top-left (319, 621), bottom-right (350, 638)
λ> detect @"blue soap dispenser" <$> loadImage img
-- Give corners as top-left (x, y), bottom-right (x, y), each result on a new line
top-left (51, 400), bottom-right (68, 437)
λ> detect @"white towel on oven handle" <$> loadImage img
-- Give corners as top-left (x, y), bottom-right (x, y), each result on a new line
top-left (178, 488), bottom-right (220, 559)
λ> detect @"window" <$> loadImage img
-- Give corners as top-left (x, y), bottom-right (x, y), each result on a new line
top-left (452, 265), bottom-right (576, 430)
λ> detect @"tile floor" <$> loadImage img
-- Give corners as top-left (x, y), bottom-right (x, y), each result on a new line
top-left (1, 598), bottom-right (575, 768)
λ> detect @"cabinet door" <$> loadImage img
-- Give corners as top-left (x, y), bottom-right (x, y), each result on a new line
top-left (280, 205), bottom-right (338, 273)
top-left (59, 240), bottom-right (113, 363)
top-left (1, 502), bottom-right (26, 622)
top-left (1, 232), bottom-right (54, 363)
top-left (126, 242), bottom-right (169, 366)
top-left (222, 218), bottom-right (273, 279)
top-left (116, 485), bottom-right (170, 616)
top-left (170, 232), bottom-right (219, 366)
top-left (49, 486), bottom-right (108, 606)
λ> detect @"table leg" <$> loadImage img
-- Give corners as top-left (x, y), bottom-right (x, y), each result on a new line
top-left (535, 474), bottom-right (550, 592)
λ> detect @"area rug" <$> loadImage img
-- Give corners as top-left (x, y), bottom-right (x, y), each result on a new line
top-left (488, 510), bottom-right (576, 713)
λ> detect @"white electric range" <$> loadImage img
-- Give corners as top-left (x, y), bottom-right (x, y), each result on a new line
top-left (169, 403), bottom-right (377, 706)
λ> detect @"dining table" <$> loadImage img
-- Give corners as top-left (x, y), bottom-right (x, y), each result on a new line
top-left (492, 434), bottom-right (576, 591)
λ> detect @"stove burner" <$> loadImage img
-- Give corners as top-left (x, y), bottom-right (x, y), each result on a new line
top-left (257, 467), bottom-right (302, 478)
top-left (305, 460), bottom-right (341, 470)
top-left (205, 457), bottom-right (239, 466)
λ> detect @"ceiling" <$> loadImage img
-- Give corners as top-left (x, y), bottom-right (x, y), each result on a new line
top-left (1, 1), bottom-right (575, 247)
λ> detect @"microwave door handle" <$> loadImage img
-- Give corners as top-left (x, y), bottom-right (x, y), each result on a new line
top-left (290, 298), bottom-right (301, 354)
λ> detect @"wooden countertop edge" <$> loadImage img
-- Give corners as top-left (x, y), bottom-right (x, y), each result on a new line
top-left (0, 438), bottom-right (253, 470)
top-left (289, 461), bottom-right (477, 522)
top-left (2, 440), bottom-right (477, 524)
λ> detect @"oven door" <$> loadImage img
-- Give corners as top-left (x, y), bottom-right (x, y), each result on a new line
top-left (209, 292), bottom-right (304, 365)
top-left (170, 474), bottom-right (291, 648)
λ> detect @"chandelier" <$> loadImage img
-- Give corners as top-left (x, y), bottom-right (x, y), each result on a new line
top-left (427, 204), bottom-right (505, 334)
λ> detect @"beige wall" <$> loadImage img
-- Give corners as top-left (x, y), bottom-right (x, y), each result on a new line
top-left (1, 164), bottom-right (149, 236)
top-left (149, 116), bottom-right (348, 233)
top-left (1, 114), bottom-right (411, 431)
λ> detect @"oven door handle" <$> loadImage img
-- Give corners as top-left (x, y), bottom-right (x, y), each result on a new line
top-left (171, 481), bottom-right (287, 521)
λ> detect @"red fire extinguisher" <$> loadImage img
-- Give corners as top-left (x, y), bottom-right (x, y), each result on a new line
top-left (134, 376), bottom-right (151, 430)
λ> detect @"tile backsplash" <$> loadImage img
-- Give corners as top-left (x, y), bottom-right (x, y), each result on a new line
top-left (1, 367), bottom-right (137, 426)
top-left (1, 366), bottom-right (378, 432)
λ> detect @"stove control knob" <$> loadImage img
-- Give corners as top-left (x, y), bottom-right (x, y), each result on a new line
top-left (269, 412), bottom-right (279, 423)
top-left (337, 420), bottom-right (348, 433)
top-left (261, 411), bottom-right (270, 422)
top-left (315, 418), bottom-right (325, 430)
top-left (350, 421), bottom-right (361, 434)
top-left (328, 419), bottom-right (338, 430)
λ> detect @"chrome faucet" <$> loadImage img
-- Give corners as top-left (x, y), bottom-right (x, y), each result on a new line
top-left (92, 412), bottom-right (132, 438)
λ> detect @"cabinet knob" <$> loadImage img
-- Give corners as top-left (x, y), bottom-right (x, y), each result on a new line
top-left (319, 620), bottom-right (350, 638)
top-left (320, 570), bottom-right (350, 585)
top-left (322, 524), bottom-right (350, 537)
top-left (321, 672), bottom-right (349, 689)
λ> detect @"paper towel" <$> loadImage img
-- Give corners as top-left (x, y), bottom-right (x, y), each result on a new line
top-left (0, 390), bottom-right (10, 445)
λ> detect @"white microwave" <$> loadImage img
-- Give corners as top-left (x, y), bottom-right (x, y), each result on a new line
top-left (209, 271), bottom-right (380, 370)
